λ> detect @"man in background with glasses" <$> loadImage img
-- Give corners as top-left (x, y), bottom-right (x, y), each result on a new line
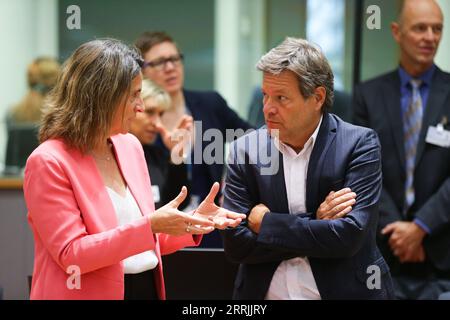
top-left (135, 31), bottom-right (252, 248)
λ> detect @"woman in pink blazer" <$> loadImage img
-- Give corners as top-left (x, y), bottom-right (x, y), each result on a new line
top-left (23, 39), bottom-right (244, 300)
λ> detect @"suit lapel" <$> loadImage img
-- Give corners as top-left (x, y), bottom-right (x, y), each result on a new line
top-left (184, 90), bottom-right (221, 183)
top-left (415, 68), bottom-right (450, 166)
top-left (183, 90), bottom-right (199, 118)
top-left (306, 114), bottom-right (336, 212)
top-left (267, 134), bottom-right (289, 213)
top-left (110, 135), bottom-right (154, 217)
top-left (382, 72), bottom-right (406, 172)
top-left (77, 150), bottom-right (119, 229)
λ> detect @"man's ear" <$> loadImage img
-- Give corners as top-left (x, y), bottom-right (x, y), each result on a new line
top-left (313, 87), bottom-right (326, 111)
top-left (391, 22), bottom-right (401, 43)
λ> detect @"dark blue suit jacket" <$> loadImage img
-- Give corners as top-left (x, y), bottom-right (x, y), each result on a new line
top-left (184, 89), bottom-right (252, 191)
top-left (222, 113), bottom-right (394, 299)
top-left (153, 90), bottom-right (251, 247)
top-left (155, 89), bottom-right (251, 199)
top-left (352, 67), bottom-right (450, 276)
top-left (184, 90), bottom-right (251, 247)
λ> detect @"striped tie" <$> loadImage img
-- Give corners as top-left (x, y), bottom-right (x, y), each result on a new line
top-left (403, 79), bottom-right (423, 214)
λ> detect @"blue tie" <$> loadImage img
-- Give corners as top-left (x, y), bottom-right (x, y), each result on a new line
top-left (403, 79), bottom-right (423, 214)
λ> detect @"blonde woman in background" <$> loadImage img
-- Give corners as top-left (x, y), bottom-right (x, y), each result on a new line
top-left (9, 57), bottom-right (60, 123)
top-left (129, 79), bottom-right (193, 209)
top-left (3, 57), bottom-right (60, 174)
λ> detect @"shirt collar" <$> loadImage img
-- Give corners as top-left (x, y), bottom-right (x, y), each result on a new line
top-left (398, 64), bottom-right (436, 89)
top-left (276, 115), bottom-right (323, 157)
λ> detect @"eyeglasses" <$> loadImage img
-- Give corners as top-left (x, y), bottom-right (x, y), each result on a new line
top-left (142, 54), bottom-right (184, 71)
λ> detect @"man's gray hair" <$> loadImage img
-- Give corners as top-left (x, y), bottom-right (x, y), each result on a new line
top-left (256, 37), bottom-right (334, 112)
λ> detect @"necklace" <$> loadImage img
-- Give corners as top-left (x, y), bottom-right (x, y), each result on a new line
top-left (92, 141), bottom-right (113, 161)
top-left (94, 154), bottom-right (112, 161)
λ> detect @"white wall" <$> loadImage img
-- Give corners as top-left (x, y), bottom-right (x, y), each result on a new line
top-left (0, 0), bottom-right (58, 167)
top-left (435, 0), bottom-right (450, 72)
top-left (214, 0), bottom-right (266, 117)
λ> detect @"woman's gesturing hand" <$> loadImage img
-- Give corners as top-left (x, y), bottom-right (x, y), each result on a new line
top-left (194, 182), bottom-right (247, 229)
top-left (148, 186), bottom-right (215, 235)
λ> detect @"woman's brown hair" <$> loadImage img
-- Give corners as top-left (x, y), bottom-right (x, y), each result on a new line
top-left (39, 38), bottom-right (143, 153)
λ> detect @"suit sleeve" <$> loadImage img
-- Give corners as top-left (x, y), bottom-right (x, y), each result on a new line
top-left (351, 84), bottom-right (370, 128)
top-left (352, 84), bottom-right (403, 229)
top-left (415, 178), bottom-right (450, 234)
top-left (221, 141), bottom-right (301, 264)
top-left (157, 234), bottom-right (201, 256)
top-left (24, 151), bottom-right (156, 275)
top-left (223, 130), bottom-right (382, 262)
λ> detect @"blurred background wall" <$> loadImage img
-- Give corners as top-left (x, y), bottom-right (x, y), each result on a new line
top-left (1, 0), bottom-right (449, 166)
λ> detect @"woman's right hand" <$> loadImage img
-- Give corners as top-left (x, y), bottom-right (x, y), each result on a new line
top-left (148, 186), bottom-right (214, 236)
top-left (157, 115), bottom-right (194, 156)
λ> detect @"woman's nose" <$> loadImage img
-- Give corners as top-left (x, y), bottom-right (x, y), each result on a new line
top-left (135, 98), bottom-right (144, 113)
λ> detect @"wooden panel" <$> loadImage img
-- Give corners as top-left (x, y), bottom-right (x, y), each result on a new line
top-left (0, 178), bottom-right (23, 190)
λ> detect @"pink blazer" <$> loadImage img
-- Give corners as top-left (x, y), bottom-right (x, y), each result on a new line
top-left (23, 133), bottom-right (201, 300)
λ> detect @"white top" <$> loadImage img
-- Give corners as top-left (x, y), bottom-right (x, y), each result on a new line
top-left (106, 186), bottom-right (158, 274)
top-left (265, 116), bottom-right (323, 300)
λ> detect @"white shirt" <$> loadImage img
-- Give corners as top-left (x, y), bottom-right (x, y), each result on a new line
top-left (106, 186), bottom-right (159, 274)
top-left (265, 116), bottom-right (323, 300)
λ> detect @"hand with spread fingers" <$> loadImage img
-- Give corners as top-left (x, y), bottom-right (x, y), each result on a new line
top-left (316, 187), bottom-right (357, 220)
top-left (194, 182), bottom-right (247, 229)
top-left (149, 186), bottom-right (215, 236)
top-left (157, 115), bottom-right (194, 161)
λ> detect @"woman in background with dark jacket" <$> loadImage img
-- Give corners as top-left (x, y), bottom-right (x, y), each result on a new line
top-left (130, 79), bottom-right (193, 210)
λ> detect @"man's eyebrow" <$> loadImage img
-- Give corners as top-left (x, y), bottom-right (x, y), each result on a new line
top-left (263, 88), bottom-right (289, 94)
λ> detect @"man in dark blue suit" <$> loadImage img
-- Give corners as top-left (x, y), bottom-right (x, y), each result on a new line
top-left (352, 0), bottom-right (450, 299)
top-left (221, 37), bottom-right (394, 299)
top-left (135, 32), bottom-right (252, 247)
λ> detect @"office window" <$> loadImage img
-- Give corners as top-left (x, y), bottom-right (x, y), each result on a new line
top-left (306, 0), bottom-right (346, 90)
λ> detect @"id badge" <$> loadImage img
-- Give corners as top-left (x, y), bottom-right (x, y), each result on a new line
top-left (425, 124), bottom-right (450, 148)
top-left (152, 185), bottom-right (161, 203)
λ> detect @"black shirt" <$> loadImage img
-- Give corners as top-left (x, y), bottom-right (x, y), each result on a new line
top-left (142, 144), bottom-right (190, 210)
